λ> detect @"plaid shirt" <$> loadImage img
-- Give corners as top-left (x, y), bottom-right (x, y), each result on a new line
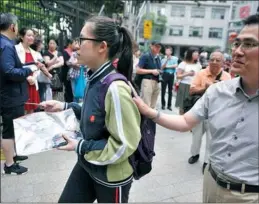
top-left (68, 66), bottom-right (88, 79)
top-left (67, 52), bottom-right (88, 79)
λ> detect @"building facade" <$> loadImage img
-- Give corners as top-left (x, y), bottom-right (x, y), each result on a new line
top-left (228, 1), bottom-right (259, 37)
top-left (138, 1), bottom-right (232, 58)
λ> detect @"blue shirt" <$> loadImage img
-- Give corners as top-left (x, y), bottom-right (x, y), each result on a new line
top-left (161, 56), bottom-right (178, 74)
top-left (138, 51), bottom-right (161, 81)
top-left (0, 34), bottom-right (32, 108)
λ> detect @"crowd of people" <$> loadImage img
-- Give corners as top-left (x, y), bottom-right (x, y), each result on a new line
top-left (0, 11), bottom-right (258, 203)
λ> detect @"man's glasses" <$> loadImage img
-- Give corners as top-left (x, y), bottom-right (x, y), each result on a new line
top-left (79, 37), bottom-right (105, 45)
top-left (231, 40), bottom-right (259, 50)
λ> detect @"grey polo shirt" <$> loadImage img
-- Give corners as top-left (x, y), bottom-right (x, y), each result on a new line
top-left (189, 77), bottom-right (259, 185)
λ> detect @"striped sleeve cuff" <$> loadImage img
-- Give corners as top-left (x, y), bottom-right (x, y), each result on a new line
top-left (75, 139), bottom-right (84, 155)
top-left (63, 102), bottom-right (68, 110)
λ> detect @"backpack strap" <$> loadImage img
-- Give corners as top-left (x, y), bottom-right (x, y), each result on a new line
top-left (99, 73), bottom-right (128, 111)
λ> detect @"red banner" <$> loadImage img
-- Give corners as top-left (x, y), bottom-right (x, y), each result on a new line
top-left (239, 5), bottom-right (251, 19)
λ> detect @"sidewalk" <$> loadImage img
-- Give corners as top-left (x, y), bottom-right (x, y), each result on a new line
top-left (1, 96), bottom-right (206, 202)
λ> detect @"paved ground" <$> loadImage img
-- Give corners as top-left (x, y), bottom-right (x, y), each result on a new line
top-left (1, 96), bottom-right (207, 202)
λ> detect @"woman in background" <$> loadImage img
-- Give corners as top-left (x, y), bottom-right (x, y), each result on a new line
top-left (175, 47), bottom-right (201, 115)
top-left (15, 28), bottom-right (41, 114)
top-left (43, 38), bottom-right (64, 101)
top-left (30, 34), bottom-right (52, 102)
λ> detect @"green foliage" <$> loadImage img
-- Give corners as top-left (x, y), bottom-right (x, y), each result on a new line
top-left (142, 11), bottom-right (167, 42)
top-left (2, 0), bottom-right (55, 30)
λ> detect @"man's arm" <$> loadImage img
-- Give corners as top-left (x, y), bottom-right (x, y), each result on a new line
top-left (133, 84), bottom-right (211, 132)
top-left (0, 46), bottom-right (33, 81)
top-left (165, 58), bottom-right (178, 69)
top-left (136, 67), bottom-right (156, 75)
top-left (161, 58), bottom-right (168, 69)
top-left (146, 109), bottom-right (200, 132)
top-left (166, 64), bottom-right (178, 69)
top-left (136, 54), bottom-right (157, 75)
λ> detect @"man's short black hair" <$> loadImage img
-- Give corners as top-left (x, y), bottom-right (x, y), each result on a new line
top-left (165, 46), bottom-right (172, 50)
top-left (243, 14), bottom-right (259, 26)
top-left (0, 13), bottom-right (18, 31)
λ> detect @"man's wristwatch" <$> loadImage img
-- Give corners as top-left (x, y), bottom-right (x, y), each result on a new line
top-left (150, 110), bottom-right (161, 121)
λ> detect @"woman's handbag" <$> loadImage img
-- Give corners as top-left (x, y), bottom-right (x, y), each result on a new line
top-left (37, 71), bottom-right (51, 84)
top-left (50, 69), bottom-right (63, 92)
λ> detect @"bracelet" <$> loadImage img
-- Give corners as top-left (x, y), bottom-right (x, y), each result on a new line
top-left (151, 110), bottom-right (161, 121)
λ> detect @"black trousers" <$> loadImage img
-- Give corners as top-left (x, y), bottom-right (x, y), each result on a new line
top-left (63, 80), bottom-right (73, 103)
top-left (161, 72), bottom-right (175, 108)
top-left (58, 162), bottom-right (132, 203)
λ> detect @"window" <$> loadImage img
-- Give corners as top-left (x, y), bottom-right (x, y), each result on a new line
top-left (209, 28), bottom-right (223, 39)
top-left (211, 8), bottom-right (225, 19)
top-left (169, 25), bottom-right (183, 36)
top-left (231, 6), bottom-right (237, 19)
top-left (157, 7), bottom-right (165, 16)
top-left (213, 0), bottom-right (227, 2)
top-left (155, 27), bottom-right (163, 35)
top-left (191, 7), bottom-right (205, 18)
top-left (189, 26), bottom-right (203, 37)
top-left (171, 6), bottom-right (185, 17)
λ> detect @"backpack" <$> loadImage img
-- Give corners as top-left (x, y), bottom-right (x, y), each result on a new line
top-left (99, 73), bottom-right (156, 180)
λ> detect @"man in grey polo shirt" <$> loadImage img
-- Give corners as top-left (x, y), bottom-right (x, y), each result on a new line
top-left (133, 14), bottom-right (259, 202)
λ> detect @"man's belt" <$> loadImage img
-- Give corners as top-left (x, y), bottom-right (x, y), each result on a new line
top-left (143, 76), bottom-right (158, 81)
top-left (209, 165), bottom-right (259, 193)
top-left (163, 72), bottom-right (175, 74)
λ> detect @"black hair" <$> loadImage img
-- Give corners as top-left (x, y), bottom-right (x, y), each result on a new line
top-left (0, 13), bottom-right (18, 31)
top-left (65, 38), bottom-right (73, 48)
top-left (184, 47), bottom-right (199, 63)
top-left (65, 38), bottom-right (79, 48)
top-left (86, 16), bottom-right (133, 81)
top-left (73, 37), bottom-right (79, 43)
top-left (165, 46), bottom-right (172, 51)
top-left (243, 14), bottom-right (259, 26)
top-left (18, 27), bottom-right (33, 43)
top-left (30, 35), bottom-right (42, 51)
top-left (48, 38), bottom-right (58, 46)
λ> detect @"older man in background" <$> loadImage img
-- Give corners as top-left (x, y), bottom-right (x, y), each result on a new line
top-left (188, 51), bottom-right (231, 174)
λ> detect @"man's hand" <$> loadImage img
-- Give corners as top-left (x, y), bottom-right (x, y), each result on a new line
top-left (151, 69), bottom-right (160, 76)
top-left (57, 134), bottom-right (79, 151)
top-left (27, 76), bottom-right (35, 85)
top-left (40, 100), bottom-right (65, 112)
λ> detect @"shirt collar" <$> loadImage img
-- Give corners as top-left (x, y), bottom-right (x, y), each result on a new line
top-left (234, 77), bottom-right (259, 98)
top-left (205, 67), bottom-right (223, 77)
top-left (0, 34), bottom-right (12, 42)
top-left (149, 51), bottom-right (158, 59)
top-left (87, 61), bottom-right (111, 81)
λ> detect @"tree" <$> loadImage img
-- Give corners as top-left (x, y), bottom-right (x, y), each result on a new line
top-left (142, 12), bottom-right (167, 41)
top-left (1, 0), bottom-right (56, 36)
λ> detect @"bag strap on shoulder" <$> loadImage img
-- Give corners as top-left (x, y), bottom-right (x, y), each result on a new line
top-left (216, 71), bottom-right (223, 81)
top-left (99, 73), bottom-right (128, 111)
